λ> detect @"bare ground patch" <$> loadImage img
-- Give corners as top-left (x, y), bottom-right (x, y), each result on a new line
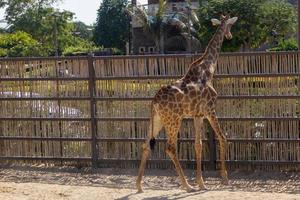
top-left (0, 164), bottom-right (299, 200)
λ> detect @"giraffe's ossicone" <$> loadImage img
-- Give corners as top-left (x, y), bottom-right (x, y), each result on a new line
top-left (136, 15), bottom-right (238, 193)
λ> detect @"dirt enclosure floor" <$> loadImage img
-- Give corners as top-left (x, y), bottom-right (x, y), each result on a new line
top-left (0, 165), bottom-right (299, 200)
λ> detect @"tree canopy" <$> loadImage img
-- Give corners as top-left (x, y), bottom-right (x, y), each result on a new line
top-left (10, 7), bottom-right (75, 55)
top-left (74, 21), bottom-right (93, 41)
top-left (0, 0), bottom-right (60, 24)
top-left (0, 31), bottom-right (47, 57)
top-left (0, 0), bottom-right (98, 56)
top-left (198, 0), bottom-right (296, 52)
top-left (93, 0), bottom-right (130, 52)
top-left (0, 0), bottom-right (297, 56)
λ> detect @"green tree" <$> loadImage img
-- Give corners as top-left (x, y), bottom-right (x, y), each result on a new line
top-left (268, 38), bottom-right (298, 51)
top-left (0, 31), bottom-right (47, 57)
top-left (63, 21), bottom-right (97, 56)
top-left (259, 0), bottom-right (296, 47)
top-left (11, 8), bottom-right (74, 55)
top-left (93, 0), bottom-right (130, 52)
top-left (63, 36), bottom-right (102, 56)
top-left (198, 0), bottom-right (296, 51)
top-left (0, 0), bottom-right (60, 23)
top-left (40, 10), bottom-right (75, 55)
top-left (0, 0), bottom-right (82, 56)
top-left (74, 21), bottom-right (94, 41)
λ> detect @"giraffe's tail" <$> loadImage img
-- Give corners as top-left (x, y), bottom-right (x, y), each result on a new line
top-left (148, 102), bottom-right (161, 151)
top-left (149, 138), bottom-right (156, 150)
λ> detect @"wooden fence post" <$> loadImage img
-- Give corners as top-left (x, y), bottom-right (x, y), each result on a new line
top-left (88, 53), bottom-right (98, 167)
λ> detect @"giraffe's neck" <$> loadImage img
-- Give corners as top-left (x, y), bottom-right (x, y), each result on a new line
top-left (202, 23), bottom-right (225, 65)
top-left (182, 23), bottom-right (226, 83)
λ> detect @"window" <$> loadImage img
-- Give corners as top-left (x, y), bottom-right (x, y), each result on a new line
top-left (139, 47), bottom-right (146, 54)
top-left (148, 46), bottom-right (155, 53)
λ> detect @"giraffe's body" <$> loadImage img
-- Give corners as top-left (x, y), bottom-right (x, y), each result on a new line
top-left (154, 82), bottom-right (216, 119)
top-left (137, 15), bottom-right (238, 193)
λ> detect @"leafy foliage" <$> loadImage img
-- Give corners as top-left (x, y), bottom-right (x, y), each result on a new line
top-left (0, 0), bottom-right (60, 24)
top-left (9, 7), bottom-right (75, 55)
top-left (0, 31), bottom-right (47, 57)
top-left (93, 0), bottom-right (130, 52)
top-left (198, 0), bottom-right (296, 52)
top-left (268, 38), bottom-right (298, 51)
top-left (0, 0), bottom-right (97, 56)
top-left (63, 37), bottom-right (101, 56)
top-left (74, 21), bottom-right (94, 41)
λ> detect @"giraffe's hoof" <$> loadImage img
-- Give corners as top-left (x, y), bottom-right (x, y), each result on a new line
top-left (221, 178), bottom-right (229, 185)
top-left (220, 170), bottom-right (229, 185)
top-left (136, 183), bottom-right (144, 193)
top-left (198, 184), bottom-right (208, 190)
top-left (185, 185), bottom-right (198, 193)
top-left (196, 178), bottom-right (207, 190)
top-left (137, 188), bottom-right (144, 193)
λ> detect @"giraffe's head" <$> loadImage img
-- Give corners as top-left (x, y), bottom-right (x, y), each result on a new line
top-left (211, 15), bottom-right (238, 40)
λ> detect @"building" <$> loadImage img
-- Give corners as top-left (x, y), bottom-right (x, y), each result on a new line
top-left (131, 0), bottom-right (199, 55)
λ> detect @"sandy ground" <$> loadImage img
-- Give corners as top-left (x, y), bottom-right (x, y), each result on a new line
top-left (0, 165), bottom-right (299, 200)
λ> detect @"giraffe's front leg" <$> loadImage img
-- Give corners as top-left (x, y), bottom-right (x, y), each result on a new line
top-left (194, 117), bottom-right (207, 189)
top-left (166, 142), bottom-right (196, 192)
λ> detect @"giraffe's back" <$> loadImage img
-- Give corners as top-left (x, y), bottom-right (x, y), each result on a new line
top-left (153, 81), bottom-right (218, 120)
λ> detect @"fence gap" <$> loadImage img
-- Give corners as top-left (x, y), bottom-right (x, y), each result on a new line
top-left (208, 128), bottom-right (217, 170)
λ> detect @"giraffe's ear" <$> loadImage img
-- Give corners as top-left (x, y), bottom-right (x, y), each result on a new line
top-left (211, 18), bottom-right (221, 26)
top-left (227, 17), bottom-right (238, 25)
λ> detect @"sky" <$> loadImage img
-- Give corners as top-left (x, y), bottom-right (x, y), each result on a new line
top-left (54, 0), bottom-right (102, 25)
top-left (0, 0), bottom-right (148, 26)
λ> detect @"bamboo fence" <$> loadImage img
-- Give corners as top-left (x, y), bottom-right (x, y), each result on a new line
top-left (0, 52), bottom-right (299, 171)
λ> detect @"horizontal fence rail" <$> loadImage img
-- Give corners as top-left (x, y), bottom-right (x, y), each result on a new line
top-left (0, 52), bottom-right (299, 171)
top-left (1, 136), bottom-right (299, 143)
top-left (1, 95), bottom-right (300, 101)
top-left (94, 117), bottom-right (300, 121)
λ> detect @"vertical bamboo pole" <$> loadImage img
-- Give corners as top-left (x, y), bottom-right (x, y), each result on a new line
top-left (88, 54), bottom-right (98, 167)
top-left (56, 61), bottom-right (63, 162)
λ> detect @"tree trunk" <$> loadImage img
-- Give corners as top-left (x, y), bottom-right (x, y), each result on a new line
top-left (159, 33), bottom-right (164, 54)
top-left (155, 39), bottom-right (160, 53)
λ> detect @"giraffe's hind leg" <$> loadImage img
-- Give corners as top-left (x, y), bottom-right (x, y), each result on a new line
top-left (136, 110), bottom-right (163, 193)
top-left (207, 114), bottom-right (229, 184)
top-left (165, 119), bottom-right (197, 192)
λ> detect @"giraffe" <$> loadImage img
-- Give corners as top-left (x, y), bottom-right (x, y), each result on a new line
top-left (136, 15), bottom-right (238, 193)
